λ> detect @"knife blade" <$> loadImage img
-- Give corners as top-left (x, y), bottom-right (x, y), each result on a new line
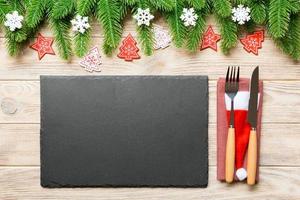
top-left (247, 66), bottom-right (259, 185)
top-left (248, 66), bottom-right (259, 128)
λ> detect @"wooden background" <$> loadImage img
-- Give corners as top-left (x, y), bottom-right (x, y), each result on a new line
top-left (0, 18), bottom-right (300, 200)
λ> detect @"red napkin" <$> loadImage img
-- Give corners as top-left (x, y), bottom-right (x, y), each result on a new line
top-left (217, 78), bottom-right (263, 182)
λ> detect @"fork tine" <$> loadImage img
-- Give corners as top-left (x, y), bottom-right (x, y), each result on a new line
top-left (226, 67), bottom-right (230, 82)
top-left (237, 67), bottom-right (240, 83)
top-left (230, 67), bottom-right (233, 82)
top-left (233, 67), bottom-right (236, 82)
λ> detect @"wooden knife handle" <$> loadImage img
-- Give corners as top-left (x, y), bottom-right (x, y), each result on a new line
top-left (225, 127), bottom-right (235, 183)
top-left (247, 129), bottom-right (257, 185)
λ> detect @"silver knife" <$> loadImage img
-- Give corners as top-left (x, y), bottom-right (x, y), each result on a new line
top-left (247, 66), bottom-right (259, 185)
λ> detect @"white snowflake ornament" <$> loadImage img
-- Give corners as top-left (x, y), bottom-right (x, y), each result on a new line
top-left (180, 8), bottom-right (198, 27)
top-left (4, 11), bottom-right (24, 32)
top-left (133, 8), bottom-right (154, 26)
top-left (71, 15), bottom-right (90, 34)
top-left (153, 25), bottom-right (171, 50)
top-left (232, 4), bottom-right (251, 25)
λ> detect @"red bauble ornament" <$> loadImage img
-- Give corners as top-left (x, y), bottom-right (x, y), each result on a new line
top-left (118, 34), bottom-right (140, 61)
top-left (30, 33), bottom-right (55, 60)
top-left (240, 30), bottom-right (264, 55)
top-left (200, 25), bottom-right (221, 51)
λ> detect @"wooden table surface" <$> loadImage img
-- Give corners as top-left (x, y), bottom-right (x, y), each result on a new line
top-left (1, 18), bottom-right (300, 200)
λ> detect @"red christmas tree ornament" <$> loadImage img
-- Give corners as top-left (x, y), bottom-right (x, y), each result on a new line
top-left (118, 34), bottom-right (140, 61)
top-left (200, 25), bottom-right (221, 51)
top-left (240, 30), bottom-right (264, 55)
top-left (30, 33), bottom-right (55, 60)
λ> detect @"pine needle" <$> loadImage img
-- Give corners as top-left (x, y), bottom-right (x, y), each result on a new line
top-left (51, 0), bottom-right (75, 20)
top-left (137, 25), bottom-right (154, 55)
top-left (96, 0), bottom-right (122, 52)
top-left (213, 0), bottom-right (232, 18)
top-left (77, 0), bottom-right (96, 16)
top-left (186, 0), bottom-right (206, 10)
top-left (250, 0), bottom-right (267, 24)
top-left (269, 0), bottom-right (291, 38)
top-left (74, 30), bottom-right (91, 57)
top-left (50, 18), bottom-right (73, 60)
top-left (149, 0), bottom-right (175, 11)
top-left (165, 0), bottom-right (187, 47)
top-left (217, 16), bottom-right (238, 55)
top-left (25, 0), bottom-right (46, 28)
top-left (186, 13), bottom-right (206, 52)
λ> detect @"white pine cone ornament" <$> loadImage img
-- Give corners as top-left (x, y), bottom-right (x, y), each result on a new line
top-left (133, 8), bottom-right (154, 26)
top-left (71, 15), bottom-right (90, 34)
top-left (232, 4), bottom-right (251, 25)
top-left (4, 11), bottom-right (24, 31)
top-left (180, 8), bottom-right (198, 27)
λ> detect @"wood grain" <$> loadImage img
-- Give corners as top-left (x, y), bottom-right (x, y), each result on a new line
top-left (0, 17), bottom-right (300, 199)
top-left (1, 124), bottom-right (300, 166)
top-left (0, 80), bottom-right (299, 123)
top-left (0, 167), bottom-right (299, 200)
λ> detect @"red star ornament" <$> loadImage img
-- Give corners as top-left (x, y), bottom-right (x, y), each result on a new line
top-left (200, 26), bottom-right (221, 51)
top-left (30, 33), bottom-right (55, 60)
top-left (240, 30), bottom-right (264, 55)
top-left (118, 34), bottom-right (140, 61)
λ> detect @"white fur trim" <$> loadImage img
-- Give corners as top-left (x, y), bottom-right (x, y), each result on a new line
top-left (225, 91), bottom-right (260, 111)
top-left (236, 168), bottom-right (247, 181)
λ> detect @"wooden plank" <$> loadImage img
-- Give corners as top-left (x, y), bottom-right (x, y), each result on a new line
top-left (1, 124), bottom-right (300, 166)
top-left (0, 37), bottom-right (299, 80)
top-left (0, 166), bottom-right (299, 200)
top-left (0, 81), bottom-right (299, 123)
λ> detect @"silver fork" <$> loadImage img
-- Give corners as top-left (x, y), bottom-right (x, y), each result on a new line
top-left (225, 66), bottom-right (240, 183)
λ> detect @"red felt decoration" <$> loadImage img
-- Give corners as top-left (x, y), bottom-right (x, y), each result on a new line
top-left (240, 30), bottom-right (264, 55)
top-left (118, 34), bottom-right (140, 61)
top-left (30, 33), bottom-right (55, 60)
top-left (200, 25), bottom-right (221, 51)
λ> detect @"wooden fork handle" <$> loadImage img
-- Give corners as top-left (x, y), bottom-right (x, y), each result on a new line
top-left (225, 127), bottom-right (235, 183)
top-left (247, 129), bottom-right (257, 185)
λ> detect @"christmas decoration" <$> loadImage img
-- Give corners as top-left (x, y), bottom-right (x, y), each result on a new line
top-left (4, 11), bottom-right (24, 32)
top-left (0, 0), bottom-right (299, 60)
top-left (71, 15), bottom-right (90, 34)
top-left (153, 25), bottom-right (171, 50)
top-left (232, 5), bottom-right (251, 25)
top-left (180, 8), bottom-right (198, 27)
top-left (200, 26), bottom-right (221, 52)
top-left (118, 34), bottom-right (140, 61)
top-left (133, 8), bottom-right (154, 26)
top-left (79, 47), bottom-right (102, 73)
top-left (30, 33), bottom-right (55, 60)
top-left (240, 31), bottom-right (264, 55)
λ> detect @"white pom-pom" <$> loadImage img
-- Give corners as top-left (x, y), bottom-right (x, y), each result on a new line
top-left (236, 168), bottom-right (247, 181)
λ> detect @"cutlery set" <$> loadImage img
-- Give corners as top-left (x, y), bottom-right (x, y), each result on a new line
top-left (225, 66), bottom-right (259, 185)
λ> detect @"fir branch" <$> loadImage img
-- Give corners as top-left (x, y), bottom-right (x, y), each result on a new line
top-left (250, 0), bottom-right (267, 24)
top-left (165, 0), bottom-right (187, 47)
top-left (50, 18), bottom-right (73, 60)
top-left (269, 0), bottom-right (291, 38)
top-left (148, 0), bottom-right (175, 11)
top-left (289, 0), bottom-right (300, 14)
top-left (96, 0), bottom-right (122, 52)
top-left (74, 30), bottom-right (91, 57)
top-left (51, 0), bottom-right (75, 20)
top-left (0, 0), bottom-right (9, 23)
top-left (275, 14), bottom-right (300, 60)
top-left (213, 0), bottom-right (231, 18)
top-left (25, 0), bottom-right (46, 28)
top-left (5, 31), bottom-right (22, 56)
top-left (121, 0), bottom-right (137, 6)
top-left (186, 0), bottom-right (206, 10)
top-left (137, 24), bottom-right (154, 55)
top-left (186, 13), bottom-right (206, 52)
top-left (103, 39), bottom-right (115, 55)
top-left (77, 0), bottom-right (96, 16)
top-left (217, 16), bottom-right (238, 54)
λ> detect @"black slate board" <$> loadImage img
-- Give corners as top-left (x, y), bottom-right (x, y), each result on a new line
top-left (40, 76), bottom-right (208, 188)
